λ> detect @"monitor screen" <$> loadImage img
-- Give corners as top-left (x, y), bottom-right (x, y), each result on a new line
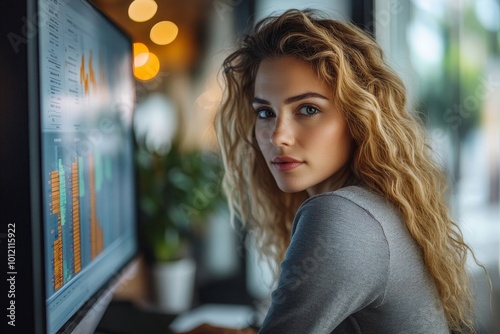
top-left (37, 0), bottom-right (137, 332)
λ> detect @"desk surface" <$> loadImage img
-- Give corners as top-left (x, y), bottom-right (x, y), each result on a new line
top-left (95, 301), bottom-right (256, 334)
top-left (169, 303), bottom-right (255, 333)
top-left (95, 300), bottom-right (177, 334)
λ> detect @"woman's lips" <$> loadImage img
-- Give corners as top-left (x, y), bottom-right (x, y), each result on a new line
top-left (271, 156), bottom-right (304, 172)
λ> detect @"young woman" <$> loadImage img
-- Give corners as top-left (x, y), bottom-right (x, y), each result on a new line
top-left (182, 9), bottom-right (477, 334)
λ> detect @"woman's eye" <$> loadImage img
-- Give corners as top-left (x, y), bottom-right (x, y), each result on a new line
top-left (257, 109), bottom-right (275, 119)
top-left (298, 106), bottom-right (319, 116)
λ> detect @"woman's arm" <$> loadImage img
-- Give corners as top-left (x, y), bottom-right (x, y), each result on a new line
top-left (258, 194), bottom-right (390, 333)
top-left (177, 194), bottom-right (390, 334)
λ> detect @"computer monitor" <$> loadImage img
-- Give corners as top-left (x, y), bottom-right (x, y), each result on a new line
top-left (0, 0), bottom-right (138, 333)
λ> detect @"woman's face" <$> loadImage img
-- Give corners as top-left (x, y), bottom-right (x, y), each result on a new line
top-left (253, 56), bottom-right (353, 196)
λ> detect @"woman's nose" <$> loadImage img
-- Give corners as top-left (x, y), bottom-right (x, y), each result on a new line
top-left (270, 118), bottom-right (294, 147)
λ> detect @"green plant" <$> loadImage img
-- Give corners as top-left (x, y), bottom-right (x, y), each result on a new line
top-left (136, 141), bottom-right (225, 262)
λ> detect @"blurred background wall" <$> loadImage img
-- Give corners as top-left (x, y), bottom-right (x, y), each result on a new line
top-left (91, 0), bottom-right (500, 332)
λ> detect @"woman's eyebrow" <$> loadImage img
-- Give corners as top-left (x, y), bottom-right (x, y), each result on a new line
top-left (252, 92), bottom-right (329, 105)
top-left (252, 97), bottom-right (270, 105)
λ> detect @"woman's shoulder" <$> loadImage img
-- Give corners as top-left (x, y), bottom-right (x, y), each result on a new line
top-left (292, 186), bottom-right (383, 233)
top-left (293, 185), bottom-right (405, 237)
top-left (298, 185), bottom-right (396, 217)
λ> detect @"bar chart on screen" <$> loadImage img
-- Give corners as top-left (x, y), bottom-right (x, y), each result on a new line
top-left (44, 137), bottom-right (127, 296)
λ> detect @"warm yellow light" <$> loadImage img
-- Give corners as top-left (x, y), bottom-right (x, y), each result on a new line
top-left (128, 0), bottom-right (157, 23)
top-left (150, 21), bottom-right (178, 45)
top-left (133, 42), bottom-right (149, 67)
top-left (133, 52), bottom-right (160, 81)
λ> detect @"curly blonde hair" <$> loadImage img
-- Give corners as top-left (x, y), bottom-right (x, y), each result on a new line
top-left (215, 9), bottom-right (476, 332)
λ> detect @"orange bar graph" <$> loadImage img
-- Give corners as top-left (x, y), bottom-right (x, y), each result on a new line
top-left (89, 155), bottom-right (103, 259)
top-left (80, 51), bottom-right (97, 95)
top-left (71, 161), bottom-right (82, 274)
top-left (50, 170), bottom-right (63, 291)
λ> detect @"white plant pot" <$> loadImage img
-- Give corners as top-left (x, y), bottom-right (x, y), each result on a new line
top-left (152, 257), bottom-right (196, 313)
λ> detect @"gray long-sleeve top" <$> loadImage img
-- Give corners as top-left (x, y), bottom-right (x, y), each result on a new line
top-left (258, 185), bottom-right (449, 333)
